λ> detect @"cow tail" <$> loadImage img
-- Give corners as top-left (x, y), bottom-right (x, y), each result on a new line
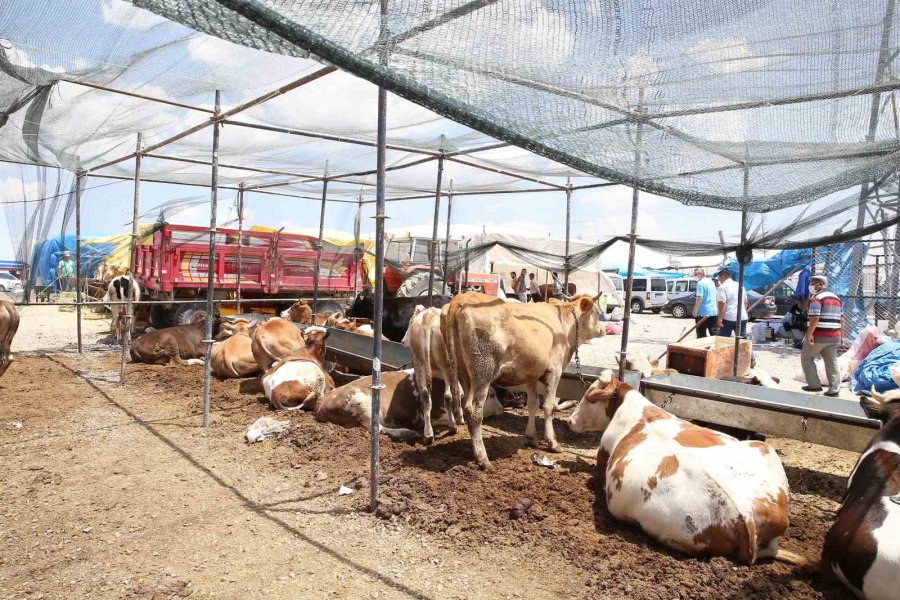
top-left (229, 356), bottom-right (241, 377)
top-left (735, 513), bottom-right (757, 566)
top-left (440, 308), bottom-right (457, 392)
top-left (769, 548), bottom-right (808, 565)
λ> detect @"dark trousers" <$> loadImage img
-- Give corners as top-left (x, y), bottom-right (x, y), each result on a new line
top-left (695, 316), bottom-right (719, 338)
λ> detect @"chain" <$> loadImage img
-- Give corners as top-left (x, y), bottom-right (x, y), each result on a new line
top-left (572, 308), bottom-right (586, 385)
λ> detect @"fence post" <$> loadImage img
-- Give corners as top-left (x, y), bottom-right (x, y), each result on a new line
top-left (119, 134), bottom-right (142, 384)
top-left (618, 119), bottom-right (643, 380)
top-left (427, 145), bottom-right (445, 304)
top-left (75, 174), bottom-right (84, 354)
top-left (236, 183), bottom-right (244, 314)
top-left (564, 178), bottom-right (572, 289)
top-left (734, 163), bottom-right (749, 377)
top-left (201, 90), bottom-right (221, 427)
top-left (313, 162), bottom-right (329, 314)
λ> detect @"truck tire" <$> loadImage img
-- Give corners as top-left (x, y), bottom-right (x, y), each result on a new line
top-left (395, 271), bottom-right (444, 298)
top-left (150, 304), bottom-right (175, 329)
top-left (174, 303), bottom-right (209, 326)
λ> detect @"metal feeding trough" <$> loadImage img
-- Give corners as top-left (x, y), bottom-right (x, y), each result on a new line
top-left (641, 373), bottom-right (880, 452)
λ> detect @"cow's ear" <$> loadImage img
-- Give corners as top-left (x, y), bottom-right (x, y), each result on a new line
top-left (860, 395), bottom-right (884, 421)
top-left (579, 296), bottom-right (593, 313)
top-left (300, 298), bottom-right (308, 305)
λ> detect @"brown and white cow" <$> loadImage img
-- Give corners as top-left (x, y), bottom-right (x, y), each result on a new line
top-left (103, 275), bottom-right (141, 343)
top-left (210, 318), bottom-right (259, 378)
top-left (823, 388), bottom-right (900, 600)
top-left (403, 305), bottom-right (464, 444)
top-left (442, 292), bottom-right (604, 468)
top-left (0, 300), bottom-right (20, 378)
top-left (315, 369), bottom-right (503, 441)
top-left (568, 371), bottom-right (803, 565)
top-left (251, 318), bottom-right (305, 372)
top-left (281, 299), bottom-right (344, 326)
top-left (261, 327), bottom-right (333, 410)
top-left (129, 321), bottom-right (206, 366)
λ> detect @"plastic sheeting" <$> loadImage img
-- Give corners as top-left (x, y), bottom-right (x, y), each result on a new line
top-left (851, 339), bottom-right (900, 395)
top-left (724, 249), bottom-right (811, 291)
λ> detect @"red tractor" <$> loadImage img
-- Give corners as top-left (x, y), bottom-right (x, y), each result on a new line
top-left (381, 236), bottom-right (501, 297)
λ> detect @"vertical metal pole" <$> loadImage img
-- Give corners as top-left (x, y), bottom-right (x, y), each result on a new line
top-left (236, 183), bottom-right (245, 314)
top-left (370, 0), bottom-right (389, 511)
top-left (119, 134), bottom-right (142, 384)
top-left (734, 164), bottom-right (750, 377)
top-left (427, 152), bottom-right (445, 304)
top-left (618, 121), bottom-right (643, 380)
top-left (75, 174), bottom-right (84, 354)
top-left (353, 195), bottom-right (362, 296)
top-left (442, 181), bottom-right (454, 293)
top-left (313, 162), bottom-right (329, 314)
top-left (564, 177), bottom-right (572, 290)
top-left (202, 90), bottom-right (221, 427)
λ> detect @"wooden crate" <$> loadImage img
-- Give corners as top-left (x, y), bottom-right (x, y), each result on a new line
top-left (665, 336), bottom-right (752, 379)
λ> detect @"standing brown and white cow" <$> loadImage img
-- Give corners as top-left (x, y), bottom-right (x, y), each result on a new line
top-left (103, 275), bottom-right (141, 343)
top-left (251, 318), bottom-right (305, 372)
top-left (823, 388), bottom-right (900, 600)
top-left (442, 292), bottom-right (604, 469)
top-left (0, 300), bottom-right (20, 378)
top-left (210, 318), bottom-right (259, 378)
top-left (568, 371), bottom-right (803, 565)
top-left (261, 327), bottom-right (333, 410)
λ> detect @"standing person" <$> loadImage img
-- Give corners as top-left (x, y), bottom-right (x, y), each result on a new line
top-left (57, 251), bottom-right (75, 292)
top-left (801, 275), bottom-right (843, 397)
top-left (515, 268), bottom-right (528, 303)
top-left (716, 268), bottom-right (749, 338)
top-left (528, 273), bottom-right (543, 302)
top-left (509, 271), bottom-right (518, 294)
top-left (691, 268), bottom-right (719, 338)
top-left (551, 272), bottom-right (566, 301)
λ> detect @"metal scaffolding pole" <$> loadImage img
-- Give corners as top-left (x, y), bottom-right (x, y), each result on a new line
top-left (734, 165), bottom-right (750, 377)
top-left (353, 195), bottom-right (362, 296)
top-left (442, 181), bottom-right (454, 290)
top-left (119, 134), bottom-right (142, 384)
top-left (313, 162), bottom-right (329, 314)
top-left (75, 174), bottom-right (84, 354)
top-left (202, 91), bottom-right (222, 428)
top-left (563, 177), bottom-right (572, 289)
top-left (618, 121), bottom-right (644, 380)
top-left (427, 148), bottom-right (445, 304)
top-left (236, 183), bottom-right (245, 314)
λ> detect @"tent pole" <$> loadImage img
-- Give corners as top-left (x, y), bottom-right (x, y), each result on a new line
top-left (236, 183), bottom-right (244, 314)
top-left (313, 162), bottom-right (329, 314)
top-left (202, 90), bottom-right (221, 428)
top-left (427, 147), bottom-right (445, 304)
top-left (734, 164), bottom-right (750, 377)
top-left (564, 177), bottom-right (572, 290)
top-left (119, 134), bottom-right (142, 385)
top-left (618, 121), bottom-right (644, 380)
top-left (75, 174), bottom-right (84, 354)
top-left (353, 195), bottom-right (362, 296)
top-left (442, 181), bottom-right (454, 293)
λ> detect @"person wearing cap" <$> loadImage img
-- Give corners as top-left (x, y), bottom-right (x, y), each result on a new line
top-left (57, 251), bottom-right (76, 292)
top-left (801, 275), bottom-right (843, 397)
top-left (691, 268), bottom-right (719, 338)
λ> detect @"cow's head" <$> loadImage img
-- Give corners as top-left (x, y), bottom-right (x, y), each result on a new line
top-left (226, 318), bottom-right (254, 337)
top-left (617, 352), bottom-right (657, 379)
top-left (571, 295), bottom-right (605, 343)
top-left (568, 370), bottom-right (627, 432)
top-left (281, 299), bottom-right (312, 324)
top-left (303, 326), bottom-right (330, 364)
top-left (860, 387), bottom-right (900, 424)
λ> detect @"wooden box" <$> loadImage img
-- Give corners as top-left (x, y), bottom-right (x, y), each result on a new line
top-left (665, 336), bottom-right (752, 379)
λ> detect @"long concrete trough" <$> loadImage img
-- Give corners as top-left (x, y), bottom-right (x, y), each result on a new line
top-left (641, 373), bottom-right (880, 452)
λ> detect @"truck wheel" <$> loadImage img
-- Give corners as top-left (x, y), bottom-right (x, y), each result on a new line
top-left (395, 272), bottom-right (444, 298)
top-left (150, 304), bottom-right (174, 329)
top-left (174, 303), bottom-right (209, 326)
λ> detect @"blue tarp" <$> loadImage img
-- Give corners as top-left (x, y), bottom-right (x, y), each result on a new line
top-left (724, 248), bottom-right (811, 291)
top-left (30, 235), bottom-right (116, 288)
top-left (851, 339), bottom-right (900, 395)
top-left (613, 267), bottom-right (682, 280)
top-left (0, 260), bottom-right (25, 271)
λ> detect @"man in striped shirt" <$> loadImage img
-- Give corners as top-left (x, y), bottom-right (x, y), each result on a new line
top-left (800, 275), bottom-right (843, 397)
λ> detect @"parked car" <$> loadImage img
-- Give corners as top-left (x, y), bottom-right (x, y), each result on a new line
top-left (627, 275), bottom-right (670, 313)
top-left (0, 272), bottom-right (23, 293)
top-left (667, 277), bottom-right (697, 301)
top-left (753, 282), bottom-right (798, 315)
top-left (662, 291), bottom-right (777, 320)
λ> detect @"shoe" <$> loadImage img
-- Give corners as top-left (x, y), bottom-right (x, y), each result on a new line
top-left (801, 385), bottom-right (823, 392)
top-left (824, 391), bottom-right (840, 397)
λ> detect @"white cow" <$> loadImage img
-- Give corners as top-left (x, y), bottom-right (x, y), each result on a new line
top-left (103, 275), bottom-right (141, 343)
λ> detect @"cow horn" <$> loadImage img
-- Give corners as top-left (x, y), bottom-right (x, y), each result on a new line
top-left (592, 293), bottom-right (602, 301)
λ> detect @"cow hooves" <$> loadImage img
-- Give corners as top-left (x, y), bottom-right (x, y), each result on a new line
top-left (423, 435), bottom-right (434, 446)
top-left (547, 443), bottom-right (563, 454)
top-left (525, 436), bottom-right (541, 449)
top-left (477, 460), bottom-right (493, 471)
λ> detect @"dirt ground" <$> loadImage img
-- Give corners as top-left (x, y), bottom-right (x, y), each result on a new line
top-left (0, 347), bottom-right (858, 600)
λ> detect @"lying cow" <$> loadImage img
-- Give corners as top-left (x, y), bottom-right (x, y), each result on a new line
top-left (720, 368), bottom-right (780, 388)
top-left (103, 275), bottom-right (141, 343)
top-left (210, 319), bottom-right (259, 378)
top-left (404, 305), bottom-right (464, 444)
top-left (0, 300), bottom-right (20, 378)
top-left (822, 387), bottom-right (900, 600)
top-left (316, 370), bottom-right (503, 442)
top-left (261, 327), bottom-right (333, 410)
top-left (129, 321), bottom-right (206, 366)
top-left (347, 291), bottom-right (447, 342)
top-left (619, 353), bottom-right (678, 378)
top-left (567, 371), bottom-right (804, 565)
top-left (251, 318), bottom-right (305, 372)
top-left (443, 292), bottom-right (604, 468)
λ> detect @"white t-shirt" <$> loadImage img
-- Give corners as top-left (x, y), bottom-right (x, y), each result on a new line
top-left (716, 279), bottom-right (748, 322)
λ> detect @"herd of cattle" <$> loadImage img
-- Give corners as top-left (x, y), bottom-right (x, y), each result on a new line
top-left (0, 286), bottom-right (898, 599)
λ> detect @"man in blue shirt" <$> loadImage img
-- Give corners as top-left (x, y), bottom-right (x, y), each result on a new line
top-left (691, 268), bottom-right (719, 338)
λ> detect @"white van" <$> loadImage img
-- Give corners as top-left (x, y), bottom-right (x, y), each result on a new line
top-left (627, 276), bottom-right (669, 313)
top-left (667, 277), bottom-right (697, 301)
